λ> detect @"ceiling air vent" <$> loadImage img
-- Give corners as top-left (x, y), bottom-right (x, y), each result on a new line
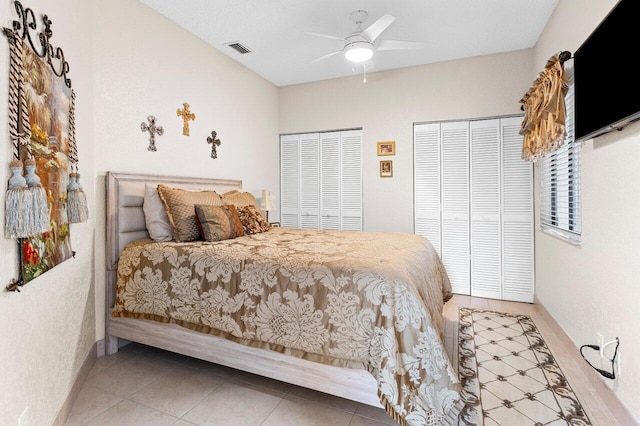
top-left (225, 41), bottom-right (252, 55)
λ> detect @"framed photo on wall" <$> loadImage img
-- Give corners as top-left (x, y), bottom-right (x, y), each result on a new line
top-left (380, 160), bottom-right (393, 177)
top-left (377, 141), bottom-right (396, 156)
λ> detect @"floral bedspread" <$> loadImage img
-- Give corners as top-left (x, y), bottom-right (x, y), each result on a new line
top-left (112, 227), bottom-right (463, 425)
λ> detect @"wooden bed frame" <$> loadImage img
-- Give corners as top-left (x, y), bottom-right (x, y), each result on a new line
top-left (105, 172), bottom-right (381, 407)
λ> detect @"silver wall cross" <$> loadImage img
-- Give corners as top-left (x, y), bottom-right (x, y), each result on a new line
top-left (207, 131), bottom-right (221, 159)
top-left (140, 116), bottom-right (164, 152)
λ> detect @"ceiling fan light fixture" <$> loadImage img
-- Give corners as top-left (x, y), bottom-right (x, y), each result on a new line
top-left (344, 42), bottom-right (373, 63)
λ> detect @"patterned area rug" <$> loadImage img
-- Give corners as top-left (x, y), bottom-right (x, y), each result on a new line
top-left (457, 307), bottom-right (592, 425)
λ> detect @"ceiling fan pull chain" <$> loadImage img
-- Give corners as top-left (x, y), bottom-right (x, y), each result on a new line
top-left (363, 64), bottom-right (367, 83)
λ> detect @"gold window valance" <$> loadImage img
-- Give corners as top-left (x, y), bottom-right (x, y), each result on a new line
top-left (519, 51), bottom-right (571, 162)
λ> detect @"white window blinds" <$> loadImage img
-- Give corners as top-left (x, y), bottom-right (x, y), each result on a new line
top-left (540, 60), bottom-right (582, 244)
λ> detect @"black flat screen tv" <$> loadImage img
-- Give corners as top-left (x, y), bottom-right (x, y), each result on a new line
top-left (574, 0), bottom-right (640, 142)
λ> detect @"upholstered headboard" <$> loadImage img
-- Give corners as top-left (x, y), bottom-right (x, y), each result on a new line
top-left (104, 172), bottom-right (242, 351)
top-left (105, 172), bottom-right (243, 271)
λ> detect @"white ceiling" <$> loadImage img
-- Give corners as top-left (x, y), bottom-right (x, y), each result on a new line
top-left (138, 0), bottom-right (559, 87)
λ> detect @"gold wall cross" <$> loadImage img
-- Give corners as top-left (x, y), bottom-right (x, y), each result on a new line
top-left (176, 102), bottom-right (196, 136)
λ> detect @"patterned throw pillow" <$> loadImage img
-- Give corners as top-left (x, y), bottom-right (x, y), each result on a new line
top-left (221, 190), bottom-right (259, 209)
top-left (236, 205), bottom-right (271, 235)
top-left (157, 185), bottom-right (223, 242)
top-left (194, 204), bottom-right (244, 242)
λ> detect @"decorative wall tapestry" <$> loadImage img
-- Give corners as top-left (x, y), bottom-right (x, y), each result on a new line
top-left (4, 1), bottom-right (86, 289)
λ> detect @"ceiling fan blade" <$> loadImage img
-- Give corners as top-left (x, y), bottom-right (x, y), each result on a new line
top-left (305, 31), bottom-right (349, 43)
top-left (361, 14), bottom-right (395, 42)
top-left (376, 39), bottom-right (424, 51)
top-left (311, 50), bottom-right (343, 64)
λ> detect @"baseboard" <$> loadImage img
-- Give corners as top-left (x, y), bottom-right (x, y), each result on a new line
top-left (52, 341), bottom-right (98, 426)
top-left (534, 296), bottom-right (637, 425)
top-left (97, 338), bottom-right (105, 357)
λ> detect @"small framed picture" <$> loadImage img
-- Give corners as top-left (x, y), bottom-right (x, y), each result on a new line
top-left (380, 160), bottom-right (393, 178)
top-left (377, 141), bottom-right (396, 156)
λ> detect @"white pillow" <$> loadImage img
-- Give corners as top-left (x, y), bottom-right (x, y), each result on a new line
top-left (143, 184), bottom-right (173, 241)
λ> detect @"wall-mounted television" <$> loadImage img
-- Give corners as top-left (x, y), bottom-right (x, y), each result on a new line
top-left (574, 0), bottom-right (640, 142)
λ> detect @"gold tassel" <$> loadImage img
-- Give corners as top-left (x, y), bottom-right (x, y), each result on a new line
top-left (67, 172), bottom-right (88, 223)
top-left (23, 158), bottom-right (50, 235)
top-left (5, 159), bottom-right (33, 238)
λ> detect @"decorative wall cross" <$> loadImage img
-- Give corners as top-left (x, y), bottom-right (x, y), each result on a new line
top-left (176, 102), bottom-right (196, 136)
top-left (207, 131), bottom-right (221, 159)
top-left (140, 116), bottom-right (164, 151)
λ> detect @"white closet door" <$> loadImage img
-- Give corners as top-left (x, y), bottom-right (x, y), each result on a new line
top-left (300, 133), bottom-right (320, 229)
top-left (470, 119), bottom-right (502, 299)
top-left (441, 121), bottom-right (470, 295)
top-left (414, 123), bottom-right (442, 256)
top-left (320, 132), bottom-right (340, 230)
top-left (501, 116), bottom-right (534, 302)
top-left (340, 130), bottom-right (362, 231)
top-left (280, 134), bottom-right (300, 228)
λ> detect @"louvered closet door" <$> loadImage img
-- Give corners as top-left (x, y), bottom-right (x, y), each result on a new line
top-left (501, 117), bottom-right (534, 303)
top-left (470, 119), bottom-right (502, 299)
top-left (441, 121), bottom-right (470, 295)
top-left (320, 132), bottom-right (340, 230)
top-left (280, 134), bottom-right (300, 228)
top-left (300, 133), bottom-right (320, 229)
top-left (340, 130), bottom-right (362, 231)
top-left (414, 123), bottom-right (442, 256)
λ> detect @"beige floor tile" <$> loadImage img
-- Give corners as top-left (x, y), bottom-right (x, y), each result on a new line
top-left (231, 369), bottom-right (294, 394)
top-left (65, 295), bottom-right (636, 426)
top-left (353, 403), bottom-right (396, 425)
top-left (172, 421), bottom-right (198, 426)
top-left (178, 357), bottom-right (240, 379)
top-left (84, 352), bottom-right (178, 397)
top-left (87, 351), bottom-right (134, 379)
top-left (287, 385), bottom-right (359, 414)
top-left (130, 364), bottom-right (226, 417)
top-left (64, 385), bottom-right (122, 425)
top-left (262, 396), bottom-right (354, 426)
top-left (86, 399), bottom-right (177, 426)
top-left (183, 380), bottom-right (283, 425)
top-left (349, 415), bottom-right (390, 426)
top-left (138, 345), bottom-right (194, 364)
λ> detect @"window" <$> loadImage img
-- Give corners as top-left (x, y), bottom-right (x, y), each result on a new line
top-left (540, 61), bottom-right (581, 244)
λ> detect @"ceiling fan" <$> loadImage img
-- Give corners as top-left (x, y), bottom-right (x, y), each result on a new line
top-left (307, 10), bottom-right (424, 65)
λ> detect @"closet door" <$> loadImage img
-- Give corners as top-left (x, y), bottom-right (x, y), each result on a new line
top-left (414, 123), bottom-right (442, 256)
top-left (441, 121), bottom-right (470, 295)
top-left (280, 134), bottom-right (300, 228)
top-left (340, 130), bottom-right (362, 231)
top-left (470, 119), bottom-right (502, 299)
top-left (501, 117), bottom-right (534, 302)
top-left (299, 133), bottom-right (320, 229)
top-left (320, 132), bottom-right (340, 230)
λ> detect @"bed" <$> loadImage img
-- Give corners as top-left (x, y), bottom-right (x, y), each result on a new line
top-left (105, 172), bottom-right (463, 425)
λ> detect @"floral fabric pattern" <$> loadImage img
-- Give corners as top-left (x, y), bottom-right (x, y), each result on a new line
top-left (113, 227), bottom-right (462, 425)
top-left (236, 205), bottom-right (271, 234)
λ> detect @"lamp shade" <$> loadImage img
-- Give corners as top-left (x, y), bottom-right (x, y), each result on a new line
top-left (260, 189), bottom-right (275, 211)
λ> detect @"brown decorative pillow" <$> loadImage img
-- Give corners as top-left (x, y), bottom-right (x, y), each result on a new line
top-left (221, 190), bottom-right (259, 209)
top-left (236, 204), bottom-right (271, 235)
top-left (157, 185), bottom-right (223, 242)
top-left (194, 204), bottom-right (244, 242)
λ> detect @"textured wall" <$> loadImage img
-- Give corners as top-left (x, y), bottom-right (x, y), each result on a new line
top-left (0, 0), bottom-right (96, 424)
top-left (533, 0), bottom-right (639, 420)
top-left (279, 50), bottom-right (533, 233)
top-left (91, 0), bottom-right (280, 340)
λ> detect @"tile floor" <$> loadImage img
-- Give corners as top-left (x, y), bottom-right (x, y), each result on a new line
top-left (64, 296), bottom-right (633, 425)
